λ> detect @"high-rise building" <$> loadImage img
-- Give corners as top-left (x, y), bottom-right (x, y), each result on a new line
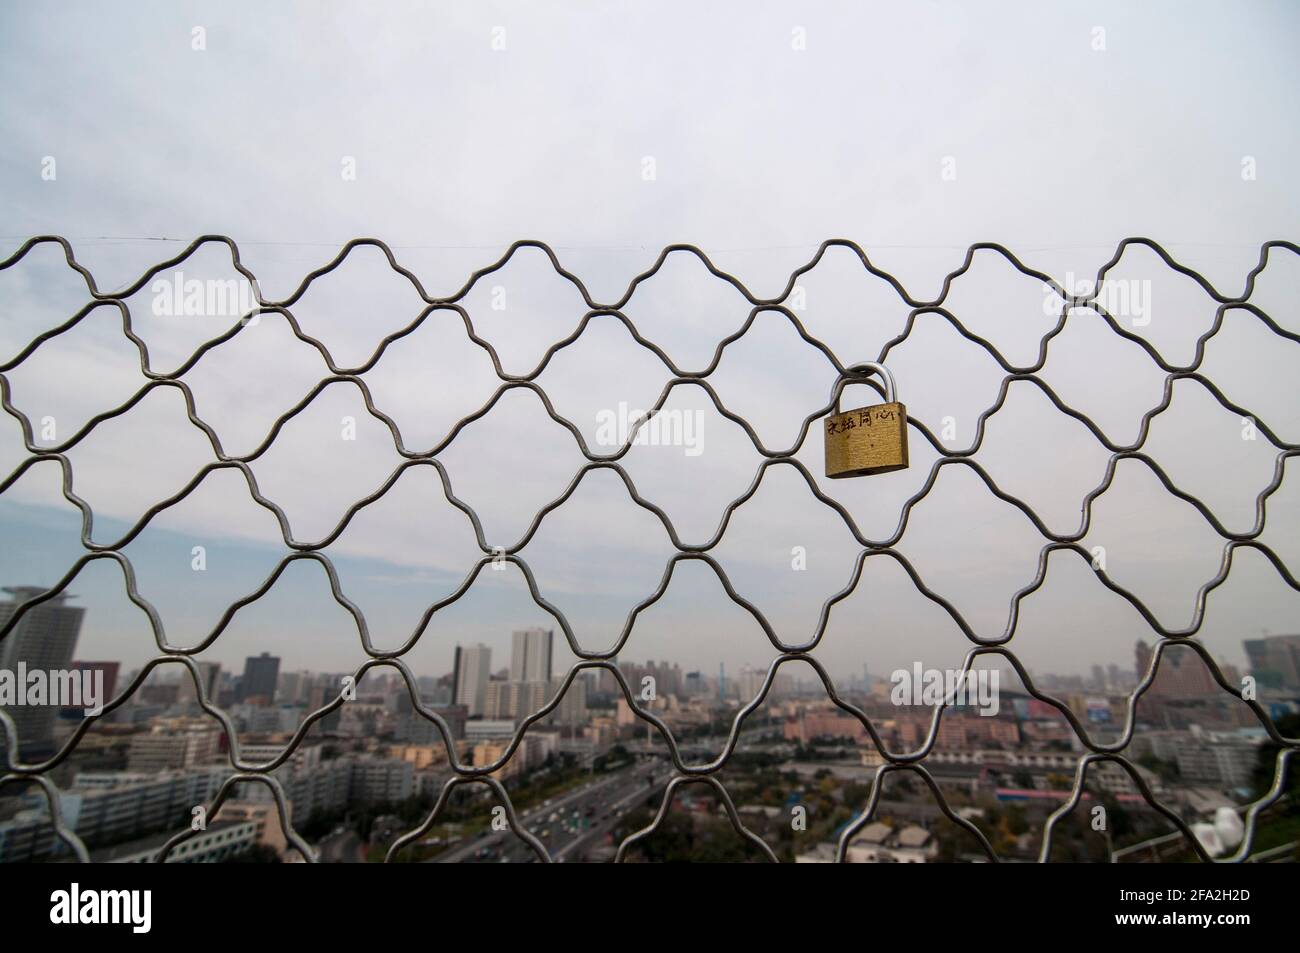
top-left (0, 586), bottom-right (86, 756)
top-left (596, 659), bottom-right (622, 696)
top-left (195, 660), bottom-right (221, 700)
top-left (511, 628), bottom-right (553, 683)
top-left (1243, 634), bottom-right (1300, 689)
top-left (620, 660), bottom-right (683, 699)
top-left (1134, 640), bottom-right (1154, 682)
top-left (1136, 640), bottom-right (1217, 698)
top-left (737, 665), bottom-right (766, 703)
top-left (277, 669), bottom-right (308, 705)
top-left (550, 675), bottom-right (588, 726)
top-left (69, 661), bottom-right (119, 709)
top-left (453, 644), bottom-right (491, 716)
top-left (239, 653), bottom-right (280, 704)
top-left (59, 660), bottom-right (119, 724)
top-left (435, 704), bottom-right (467, 740)
top-left (484, 679), bottom-right (550, 720)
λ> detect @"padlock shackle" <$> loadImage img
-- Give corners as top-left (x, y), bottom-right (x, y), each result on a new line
top-left (833, 362), bottom-right (897, 412)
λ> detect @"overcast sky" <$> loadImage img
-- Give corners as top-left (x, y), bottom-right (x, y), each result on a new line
top-left (0, 1), bottom-right (1297, 693)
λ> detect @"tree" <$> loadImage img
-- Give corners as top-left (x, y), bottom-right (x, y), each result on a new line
top-left (223, 844), bottom-right (281, 863)
top-left (1252, 713), bottom-right (1300, 808)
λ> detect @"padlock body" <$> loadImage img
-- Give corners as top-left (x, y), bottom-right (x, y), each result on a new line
top-left (824, 402), bottom-right (908, 478)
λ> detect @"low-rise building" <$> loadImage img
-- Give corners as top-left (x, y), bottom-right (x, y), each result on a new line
top-left (92, 819), bottom-right (258, 863)
top-left (127, 718), bottom-right (223, 772)
top-left (797, 823), bottom-right (939, 863)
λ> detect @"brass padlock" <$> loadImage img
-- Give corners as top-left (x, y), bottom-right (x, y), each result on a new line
top-left (824, 362), bottom-right (909, 478)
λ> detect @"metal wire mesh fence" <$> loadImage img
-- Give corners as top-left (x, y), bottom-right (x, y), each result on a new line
top-left (1, 236), bottom-right (1297, 863)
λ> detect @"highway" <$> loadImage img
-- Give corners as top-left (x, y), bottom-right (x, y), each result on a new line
top-left (433, 758), bottom-right (670, 863)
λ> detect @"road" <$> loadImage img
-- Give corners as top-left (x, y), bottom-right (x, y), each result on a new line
top-left (433, 758), bottom-right (670, 863)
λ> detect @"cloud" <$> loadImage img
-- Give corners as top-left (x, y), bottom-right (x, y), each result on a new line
top-left (0, 1), bottom-right (1296, 681)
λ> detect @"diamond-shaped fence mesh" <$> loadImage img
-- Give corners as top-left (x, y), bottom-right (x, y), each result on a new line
top-left (1, 236), bottom-right (1297, 863)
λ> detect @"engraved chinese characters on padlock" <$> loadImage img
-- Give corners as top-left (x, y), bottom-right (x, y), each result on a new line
top-left (824, 362), bottom-right (909, 478)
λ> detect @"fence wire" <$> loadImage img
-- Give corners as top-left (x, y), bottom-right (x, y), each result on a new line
top-left (1, 236), bottom-right (1297, 863)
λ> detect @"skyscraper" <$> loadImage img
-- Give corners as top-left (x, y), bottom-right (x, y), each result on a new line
top-left (1134, 640), bottom-right (1154, 681)
top-left (550, 675), bottom-right (588, 726)
top-left (65, 661), bottom-right (119, 716)
top-left (453, 644), bottom-right (491, 716)
top-left (1136, 640), bottom-right (1216, 698)
top-left (239, 652), bottom-right (280, 704)
top-left (484, 679), bottom-right (549, 720)
top-left (1243, 634), bottom-right (1300, 689)
top-left (195, 660), bottom-right (222, 700)
top-left (511, 628), bottom-right (553, 683)
top-left (0, 586), bottom-right (86, 757)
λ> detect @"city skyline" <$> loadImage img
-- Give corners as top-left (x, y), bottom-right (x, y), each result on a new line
top-left (3, 583), bottom-right (1281, 710)
top-left (3, 570), bottom-right (1297, 866)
